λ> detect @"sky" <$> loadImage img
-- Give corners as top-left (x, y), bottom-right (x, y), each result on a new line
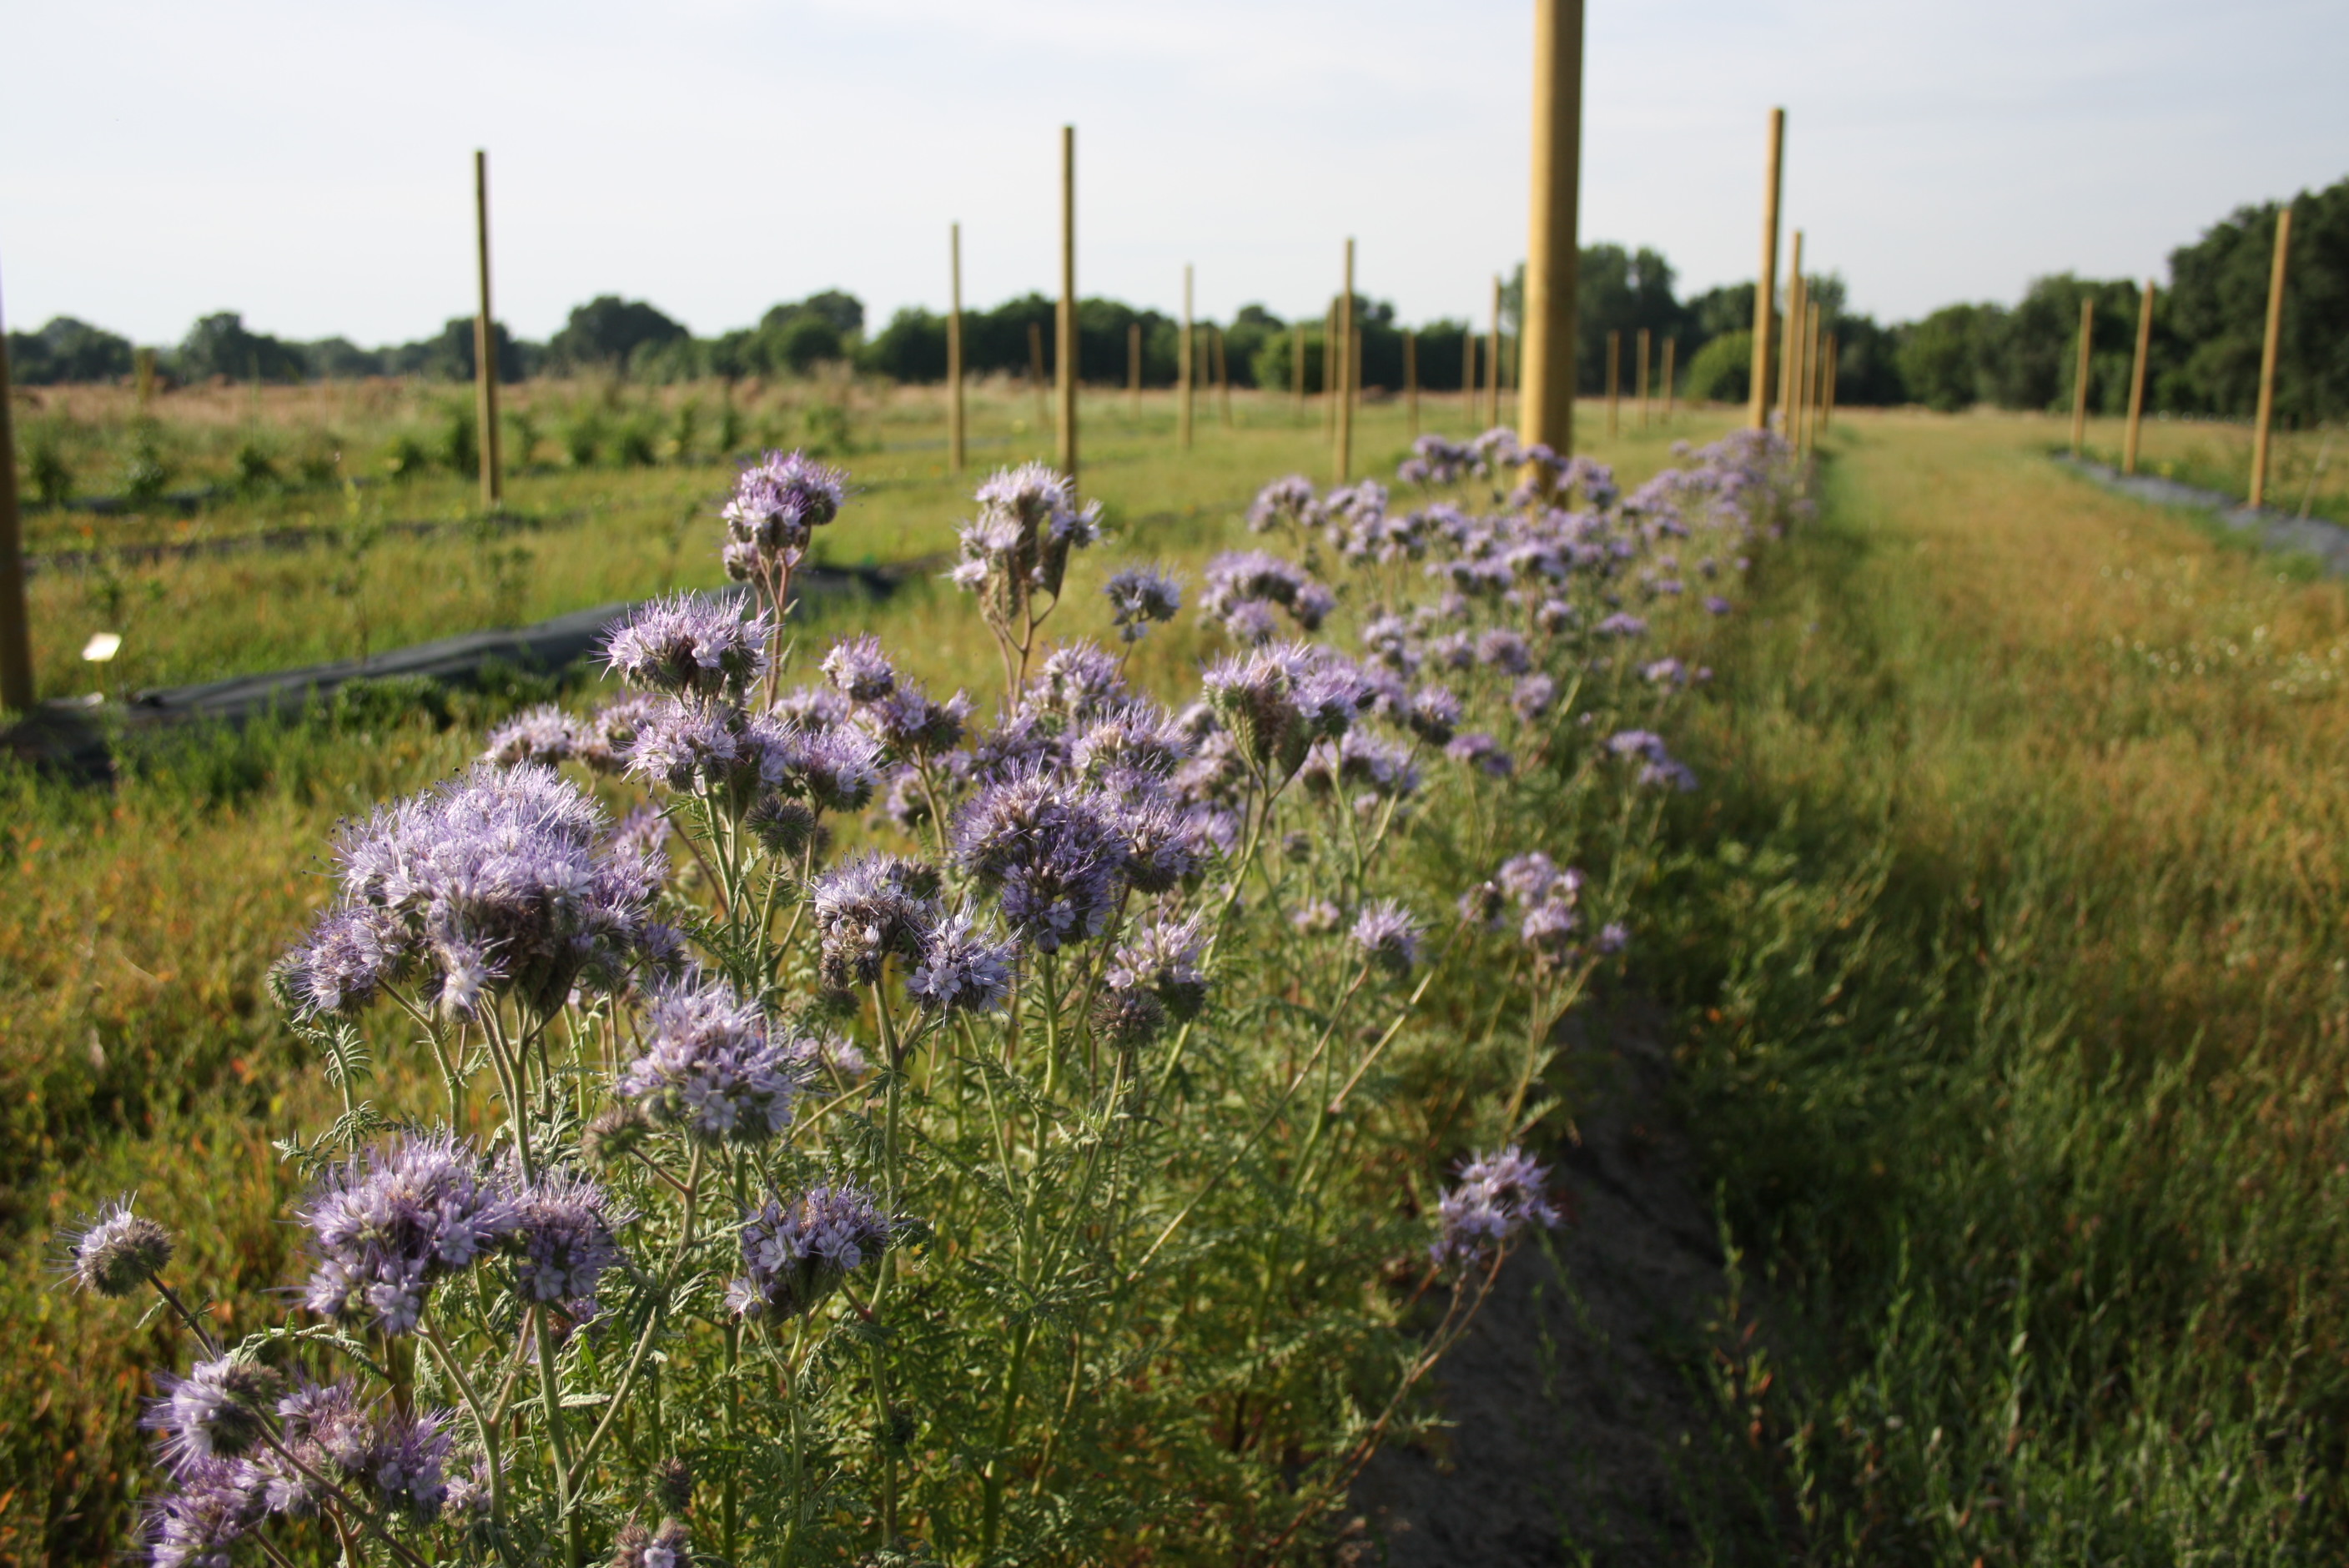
top-left (3, 0), bottom-right (2344, 349)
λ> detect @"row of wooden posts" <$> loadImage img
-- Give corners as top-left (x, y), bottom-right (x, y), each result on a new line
top-left (2065, 204), bottom-right (2296, 505)
top-left (1740, 108), bottom-right (1838, 459)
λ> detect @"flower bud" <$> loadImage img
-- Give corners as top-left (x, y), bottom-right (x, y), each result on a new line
top-left (69, 1198), bottom-right (174, 1298)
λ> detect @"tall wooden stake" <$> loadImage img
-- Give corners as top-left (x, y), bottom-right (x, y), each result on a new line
top-left (1636, 325), bottom-right (1651, 428)
top-left (1335, 239), bottom-right (1356, 482)
top-left (134, 347), bottom-right (154, 411)
top-left (1126, 320), bottom-right (1140, 418)
top-left (0, 269), bottom-right (33, 712)
top-left (1749, 108), bottom-right (1785, 431)
top-left (1028, 321), bottom-right (1048, 430)
top-left (472, 150), bottom-right (502, 510)
top-left (1404, 329), bottom-right (1420, 437)
top-left (1604, 329), bottom-right (1619, 438)
top-left (1661, 337), bottom-right (1676, 423)
top-left (1519, 0), bottom-right (1582, 459)
top-left (1179, 266), bottom-right (1195, 451)
top-left (948, 223), bottom-right (965, 473)
top-left (1324, 302), bottom-right (1339, 434)
top-left (2124, 279), bottom-right (2154, 475)
top-left (1056, 125), bottom-right (1078, 484)
top-left (2250, 204), bottom-right (2292, 509)
top-left (2069, 295), bottom-right (2094, 458)
top-left (1805, 305), bottom-right (1824, 451)
top-left (1821, 331), bottom-right (1838, 430)
top-left (1485, 275), bottom-right (1502, 428)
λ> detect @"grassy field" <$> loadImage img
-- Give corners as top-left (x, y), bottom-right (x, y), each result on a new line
top-left (2076, 408), bottom-right (2348, 524)
top-left (1647, 408), bottom-right (2349, 1560)
top-left (0, 399), bottom-right (1739, 1560)
top-left (9, 379), bottom-right (1711, 702)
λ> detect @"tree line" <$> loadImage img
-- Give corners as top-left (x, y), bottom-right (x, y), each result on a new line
top-left (9, 172), bottom-right (2342, 423)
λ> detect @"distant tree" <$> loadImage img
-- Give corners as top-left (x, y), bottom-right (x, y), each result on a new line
top-left (177, 312), bottom-right (308, 382)
top-left (547, 297), bottom-right (688, 374)
top-left (2166, 180), bottom-right (2349, 422)
top-left (1573, 245), bottom-right (1681, 394)
top-left (1897, 304), bottom-right (1996, 413)
top-left (6, 316), bottom-right (136, 384)
top-left (860, 308), bottom-right (948, 382)
top-left (1681, 330), bottom-right (1751, 404)
top-left (302, 337), bottom-right (385, 379)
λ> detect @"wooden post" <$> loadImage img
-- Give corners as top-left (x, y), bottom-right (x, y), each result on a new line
top-left (1404, 329), bottom-right (1420, 437)
top-left (1636, 325), bottom-right (1651, 428)
top-left (1126, 319), bottom-right (1140, 418)
top-left (1056, 124), bottom-right (1078, 485)
top-left (2249, 205), bottom-right (2292, 509)
top-left (1749, 108), bottom-right (1785, 431)
top-left (1805, 305), bottom-right (1824, 451)
top-left (1215, 326), bottom-right (1234, 429)
top-left (2068, 295), bottom-right (2094, 458)
top-left (2123, 279), bottom-right (2154, 475)
top-left (0, 270), bottom-right (33, 712)
top-left (1778, 234), bottom-right (1804, 434)
top-left (1179, 265), bottom-right (1195, 451)
top-left (948, 223), bottom-right (966, 473)
top-left (1335, 238), bottom-right (1356, 482)
top-left (472, 150), bottom-right (502, 509)
top-left (1485, 275), bottom-right (1502, 428)
top-left (1518, 0), bottom-right (1582, 459)
top-left (1028, 320), bottom-right (1048, 430)
top-left (1661, 337), bottom-right (1676, 423)
top-left (134, 346), bottom-right (155, 411)
top-left (1604, 329), bottom-right (1619, 437)
top-left (1291, 323), bottom-right (1305, 412)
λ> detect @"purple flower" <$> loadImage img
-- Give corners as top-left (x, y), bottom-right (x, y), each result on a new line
top-left (1606, 729), bottom-right (1696, 791)
top-left (857, 681), bottom-right (971, 757)
top-left (1028, 641), bottom-right (1129, 723)
top-left (148, 1357), bottom-right (280, 1470)
top-left (772, 682), bottom-right (853, 731)
top-left (729, 1184), bottom-right (892, 1321)
top-left (573, 694), bottom-right (666, 774)
top-left (1349, 899), bottom-right (1423, 975)
top-left (64, 1194), bottom-right (173, 1298)
top-left (369, 1406), bottom-right (455, 1520)
top-left (1107, 912), bottom-right (1210, 1020)
top-left (955, 463), bottom-right (1101, 601)
top-left (1594, 611), bottom-right (1647, 640)
top-left (1300, 731), bottom-right (1420, 801)
top-left (1596, 921), bottom-right (1629, 956)
top-left (624, 975), bottom-right (808, 1143)
top-left (1534, 598), bottom-right (1577, 634)
top-left (1706, 595), bottom-right (1734, 616)
top-left (1511, 673), bottom-right (1558, 721)
top-left (1406, 684), bottom-right (1461, 746)
top-left (1476, 629), bottom-right (1532, 675)
top-left (1290, 899), bottom-right (1342, 936)
top-left (1497, 852), bottom-right (1579, 907)
top-left (1521, 898), bottom-right (1581, 967)
top-left (508, 1168), bottom-right (622, 1319)
top-left (1200, 550), bottom-right (1334, 637)
top-left (906, 907), bottom-right (1018, 1016)
top-left (299, 1133), bottom-right (519, 1336)
top-left (480, 704), bottom-right (577, 767)
top-left (772, 722), bottom-right (886, 811)
top-left (821, 632), bottom-right (897, 702)
top-left (1640, 657), bottom-right (1690, 688)
top-left (1071, 699), bottom-right (1190, 781)
top-left (1433, 1146), bottom-right (1562, 1264)
top-left (807, 854), bottom-right (938, 987)
top-left (1247, 474), bottom-right (1322, 532)
top-left (603, 593), bottom-right (770, 700)
top-left (144, 1455), bottom-right (268, 1568)
top-left (1104, 565), bottom-right (1183, 641)
top-left (612, 1516), bottom-right (694, 1568)
top-left (1444, 731), bottom-right (1516, 778)
top-left (722, 449), bottom-right (847, 578)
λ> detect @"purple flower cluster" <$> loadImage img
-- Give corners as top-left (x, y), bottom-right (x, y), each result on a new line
top-left (276, 765), bottom-right (660, 1023)
top-left (952, 462), bottom-right (1102, 606)
top-left (723, 449), bottom-right (847, 585)
top-left (1605, 729), bottom-right (1698, 791)
top-left (1104, 565), bottom-right (1184, 642)
top-left (604, 592), bottom-right (772, 701)
top-left (622, 976), bottom-right (809, 1142)
top-left (1202, 641), bottom-right (1371, 780)
top-left (1200, 550), bottom-right (1336, 642)
top-left (1247, 474), bottom-right (1324, 533)
top-left (506, 1167), bottom-right (622, 1319)
top-left (1349, 899), bottom-right (1423, 976)
top-left (727, 1184), bottom-right (893, 1321)
top-left (66, 1194), bottom-right (173, 1298)
top-left (1432, 1146), bottom-right (1562, 1264)
top-left (299, 1132), bottom-right (518, 1335)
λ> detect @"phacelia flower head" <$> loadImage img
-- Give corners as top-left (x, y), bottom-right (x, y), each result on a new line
top-left (506, 1167), bottom-right (623, 1320)
top-left (611, 1516), bottom-right (694, 1568)
top-left (144, 1455), bottom-right (269, 1568)
top-left (1106, 912), bottom-right (1210, 1021)
top-left (1444, 731), bottom-right (1517, 778)
top-left (148, 1356), bottom-right (283, 1470)
top-left (603, 593), bottom-right (771, 701)
top-left (723, 449), bottom-right (848, 580)
top-left (820, 632), bottom-right (897, 703)
top-left (1433, 1145), bottom-right (1561, 1265)
top-left (481, 705), bottom-right (578, 768)
top-left (623, 975), bottom-right (808, 1144)
top-left (906, 906), bottom-right (1018, 1016)
top-left (807, 854), bottom-right (938, 988)
top-left (1247, 474), bottom-right (1322, 533)
top-left (1349, 899), bottom-right (1423, 976)
top-left (64, 1195), bottom-right (173, 1298)
top-left (1606, 729), bottom-right (1697, 791)
top-left (955, 463), bottom-right (1102, 604)
top-left (276, 765), bottom-right (658, 1022)
top-left (299, 1132), bottom-right (520, 1336)
top-left (1104, 565), bottom-right (1183, 641)
top-left (728, 1184), bottom-right (892, 1321)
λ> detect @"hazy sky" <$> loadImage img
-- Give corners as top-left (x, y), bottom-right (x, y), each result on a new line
top-left (3, 0), bottom-right (2342, 347)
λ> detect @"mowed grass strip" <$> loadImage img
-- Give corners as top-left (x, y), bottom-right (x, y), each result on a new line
top-left (1647, 410), bottom-right (2349, 1560)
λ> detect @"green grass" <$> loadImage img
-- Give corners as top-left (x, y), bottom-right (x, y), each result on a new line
top-left (1642, 410), bottom-right (2349, 1561)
